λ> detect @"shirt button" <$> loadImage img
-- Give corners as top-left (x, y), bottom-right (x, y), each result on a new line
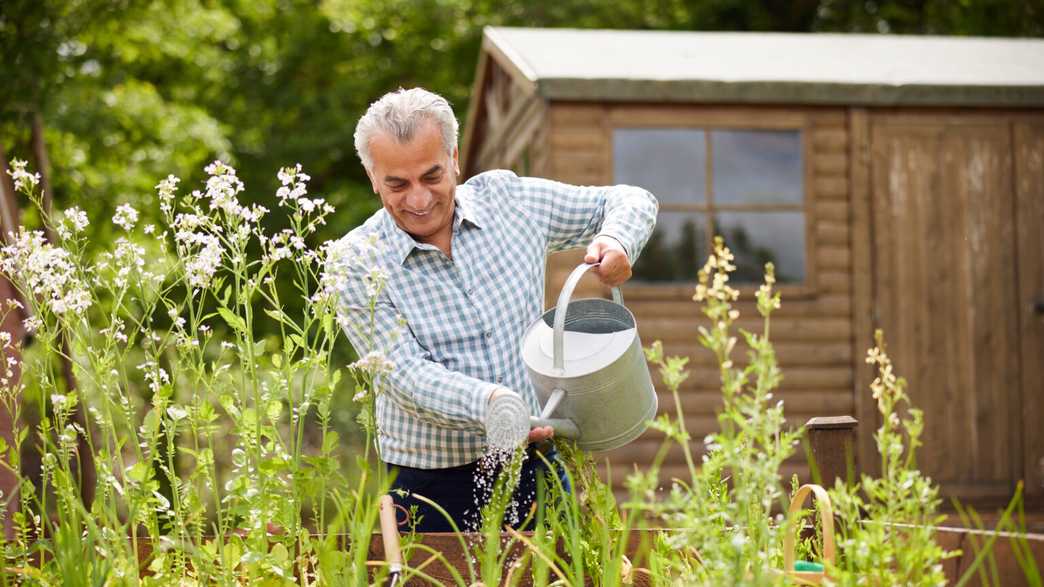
top-left (483, 329), bottom-right (492, 338)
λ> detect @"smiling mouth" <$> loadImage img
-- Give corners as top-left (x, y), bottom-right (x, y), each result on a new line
top-left (405, 208), bottom-right (433, 217)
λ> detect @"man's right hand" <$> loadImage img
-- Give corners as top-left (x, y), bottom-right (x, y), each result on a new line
top-left (488, 387), bottom-right (555, 443)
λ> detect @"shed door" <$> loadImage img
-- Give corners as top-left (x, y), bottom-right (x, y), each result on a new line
top-left (869, 115), bottom-right (1031, 504)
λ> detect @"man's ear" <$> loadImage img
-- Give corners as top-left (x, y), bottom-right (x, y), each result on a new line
top-left (452, 148), bottom-right (460, 176)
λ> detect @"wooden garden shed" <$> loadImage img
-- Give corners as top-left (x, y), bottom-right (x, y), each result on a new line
top-left (461, 27), bottom-right (1044, 508)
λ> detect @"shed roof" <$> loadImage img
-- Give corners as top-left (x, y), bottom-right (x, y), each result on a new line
top-left (483, 27), bottom-right (1044, 107)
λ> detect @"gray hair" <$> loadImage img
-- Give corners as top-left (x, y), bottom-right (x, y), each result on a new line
top-left (354, 88), bottom-right (459, 171)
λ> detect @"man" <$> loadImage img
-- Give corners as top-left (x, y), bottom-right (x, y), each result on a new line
top-left (337, 87), bottom-right (657, 532)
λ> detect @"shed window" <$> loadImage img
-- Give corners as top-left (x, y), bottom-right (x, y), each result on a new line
top-left (613, 128), bottom-right (806, 284)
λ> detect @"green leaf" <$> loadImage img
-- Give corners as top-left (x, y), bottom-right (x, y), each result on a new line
top-left (322, 431), bottom-right (340, 454)
top-left (253, 338), bottom-right (267, 357)
top-left (264, 308), bottom-right (286, 324)
top-left (218, 307), bottom-right (247, 333)
top-left (270, 543), bottom-right (289, 564)
top-left (266, 400), bottom-right (282, 421)
top-left (271, 353), bottom-right (282, 368)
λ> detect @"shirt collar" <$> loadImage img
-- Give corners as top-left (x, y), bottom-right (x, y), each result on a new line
top-left (382, 191), bottom-right (485, 266)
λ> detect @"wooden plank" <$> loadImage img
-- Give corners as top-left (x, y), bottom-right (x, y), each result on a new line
top-left (477, 93), bottom-right (540, 168)
top-left (816, 201), bottom-right (850, 222)
top-left (646, 340), bottom-right (851, 366)
top-left (816, 221), bottom-right (850, 246)
top-left (870, 115), bottom-right (1022, 498)
top-left (501, 101), bottom-right (547, 170)
top-left (812, 153), bottom-right (848, 176)
top-left (812, 128), bottom-right (847, 151)
top-left (606, 104), bottom-right (809, 128)
top-left (809, 110), bottom-right (848, 128)
top-left (816, 247), bottom-right (851, 271)
top-left (550, 127), bottom-right (607, 151)
top-left (817, 270), bottom-right (851, 294)
top-left (666, 366), bottom-right (854, 392)
top-left (627, 293), bottom-right (852, 318)
top-left (849, 108), bottom-right (878, 478)
top-left (814, 176), bottom-right (848, 200)
top-left (942, 124), bottom-right (1020, 485)
top-left (550, 151), bottom-right (605, 183)
top-left (636, 316), bottom-right (852, 341)
top-left (1014, 121), bottom-right (1044, 501)
top-left (549, 103), bottom-right (605, 126)
top-left (651, 389), bottom-right (854, 416)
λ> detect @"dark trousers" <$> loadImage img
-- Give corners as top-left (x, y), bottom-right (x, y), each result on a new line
top-left (386, 446), bottom-right (569, 533)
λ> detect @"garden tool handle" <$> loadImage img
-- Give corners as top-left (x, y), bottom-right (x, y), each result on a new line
top-left (378, 495), bottom-right (403, 572)
top-left (783, 483), bottom-right (835, 572)
top-left (553, 263), bottom-right (624, 371)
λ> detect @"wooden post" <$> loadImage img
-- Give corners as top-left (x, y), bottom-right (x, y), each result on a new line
top-left (805, 416), bottom-right (858, 487)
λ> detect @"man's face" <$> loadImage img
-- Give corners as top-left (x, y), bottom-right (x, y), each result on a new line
top-left (366, 120), bottom-right (459, 247)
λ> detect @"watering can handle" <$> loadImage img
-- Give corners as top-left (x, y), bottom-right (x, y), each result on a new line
top-left (552, 263), bottom-right (624, 371)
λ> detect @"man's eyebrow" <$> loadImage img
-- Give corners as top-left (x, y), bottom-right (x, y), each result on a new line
top-left (421, 164), bottom-right (443, 177)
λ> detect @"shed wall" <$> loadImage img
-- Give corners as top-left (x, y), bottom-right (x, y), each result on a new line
top-left (543, 102), bottom-right (856, 493)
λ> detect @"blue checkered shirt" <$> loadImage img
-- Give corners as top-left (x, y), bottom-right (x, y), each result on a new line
top-left (335, 170), bottom-right (657, 469)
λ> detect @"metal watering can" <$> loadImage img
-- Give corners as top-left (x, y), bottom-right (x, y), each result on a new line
top-left (521, 263), bottom-right (657, 452)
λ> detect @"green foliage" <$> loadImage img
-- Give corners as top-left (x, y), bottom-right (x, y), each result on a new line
top-left (0, 159), bottom-right (380, 584)
top-left (826, 329), bottom-right (952, 585)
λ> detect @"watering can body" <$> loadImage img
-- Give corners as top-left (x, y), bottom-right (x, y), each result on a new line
top-left (520, 263), bottom-right (657, 452)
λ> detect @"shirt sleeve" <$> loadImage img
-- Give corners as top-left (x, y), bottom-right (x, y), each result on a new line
top-left (328, 236), bottom-right (498, 431)
top-left (478, 170), bottom-right (659, 262)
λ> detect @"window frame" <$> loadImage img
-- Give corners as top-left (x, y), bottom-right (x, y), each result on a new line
top-left (608, 106), bottom-right (819, 301)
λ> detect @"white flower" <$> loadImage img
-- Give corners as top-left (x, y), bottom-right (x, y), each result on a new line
top-left (64, 207), bottom-right (89, 233)
top-left (23, 316), bottom-right (42, 333)
top-left (155, 174), bottom-right (180, 214)
top-left (112, 203), bottom-right (139, 231)
top-left (143, 224), bottom-right (156, 235)
top-left (202, 160), bottom-right (246, 218)
top-left (137, 360), bottom-right (170, 393)
top-left (0, 229), bottom-right (91, 315)
top-left (184, 235), bottom-right (223, 289)
top-left (7, 159), bottom-right (40, 193)
top-left (349, 350), bottom-right (395, 377)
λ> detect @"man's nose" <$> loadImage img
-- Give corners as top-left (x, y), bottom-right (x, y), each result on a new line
top-left (405, 186), bottom-right (433, 209)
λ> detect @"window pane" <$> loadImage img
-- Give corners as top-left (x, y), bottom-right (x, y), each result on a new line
top-left (613, 129), bottom-right (706, 205)
top-left (631, 212), bottom-right (708, 283)
top-left (712, 130), bottom-right (803, 205)
top-left (714, 212), bottom-right (805, 284)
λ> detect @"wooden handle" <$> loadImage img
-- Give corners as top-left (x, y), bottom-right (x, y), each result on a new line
top-left (783, 483), bottom-right (835, 571)
top-left (379, 495), bottom-right (402, 569)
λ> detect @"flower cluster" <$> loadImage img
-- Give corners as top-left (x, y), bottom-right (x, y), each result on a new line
top-left (6, 159), bottom-right (40, 193)
top-left (112, 203), bottom-right (139, 232)
top-left (276, 163), bottom-right (333, 217)
top-left (693, 236), bottom-right (740, 305)
top-left (156, 174), bottom-right (179, 216)
top-left (56, 206), bottom-right (90, 240)
top-left (0, 229), bottom-right (91, 315)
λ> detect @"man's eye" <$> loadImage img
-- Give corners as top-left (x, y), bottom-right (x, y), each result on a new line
top-left (423, 174), bottom-right (442, 183)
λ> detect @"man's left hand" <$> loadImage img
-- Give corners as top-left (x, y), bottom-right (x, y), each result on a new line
top-left (584, 235), bottom-right (631, 287)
